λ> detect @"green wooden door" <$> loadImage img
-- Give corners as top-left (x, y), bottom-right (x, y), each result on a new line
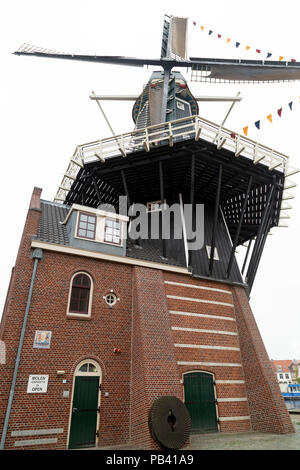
top-left (184, 372), bottom-right (218, 433)
top-left (69, 376), bottom-right (100, 449)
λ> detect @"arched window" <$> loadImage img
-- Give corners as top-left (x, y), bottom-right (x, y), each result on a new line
top-left (67, 272), bottom-right (93, 317)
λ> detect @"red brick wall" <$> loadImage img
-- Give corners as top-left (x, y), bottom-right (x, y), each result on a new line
top-left (131, 266), bottom-right (183, 449)
top-left (232, 286), bottom-right (294, 433)
top-left (164, 272), bottom-right (251, 433)
top-left (0, 188), bottom-right (43, 443)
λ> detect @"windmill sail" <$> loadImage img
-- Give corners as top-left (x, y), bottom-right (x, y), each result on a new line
top-left (190, 57), bottom-right (300, 83)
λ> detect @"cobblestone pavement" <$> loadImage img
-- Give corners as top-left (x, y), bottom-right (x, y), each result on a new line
top-left (93, 413), bottom-right (300, 451)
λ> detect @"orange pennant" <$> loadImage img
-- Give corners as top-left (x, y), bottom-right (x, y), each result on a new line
top-left (267, 114), bottom-right (272, 123)
top-left (226, 38), bottom-right (231, 43)
top-left (245, 45), bottom-right (251, 51)
top-left (200, 25), bottom-right (204, 31)
top-left (279, 56), bottom-right (284, 61)
top-left (243, 126), bottom-right (248, 136)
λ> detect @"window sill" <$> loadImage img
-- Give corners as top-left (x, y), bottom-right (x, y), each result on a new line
top-left (66, 314), bottom-right (92, 321)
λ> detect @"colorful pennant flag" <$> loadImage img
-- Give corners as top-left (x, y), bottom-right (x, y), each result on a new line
top-left (267, 114), bottom-right (272, 123)
top-left (289, 102), bottom-right (293, 110)
top-left (277, 108), bottom-right (283, 117)
top-left (193, 20), bottom-right (297, 62)
top-left (230, 132), bottom-right (237, 139)
top-left (243, 126), bottom-right (248, 136)
top-left (255, 120), bottom-right (260, 129)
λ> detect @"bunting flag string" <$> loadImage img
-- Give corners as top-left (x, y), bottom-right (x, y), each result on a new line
top-left (241, 99), bottom-right (299, 136)
top-left (192, 21), bottom-right (297, 62)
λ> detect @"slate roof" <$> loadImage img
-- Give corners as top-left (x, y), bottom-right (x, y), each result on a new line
top-left (35, 200), bottom-right (70, 246)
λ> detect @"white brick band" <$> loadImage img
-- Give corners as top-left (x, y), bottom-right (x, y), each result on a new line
top-left (167, 295), bottom-right (234, 307)
top-left (217, 398), bottom-right (248, 402)
top-left (164, 280), bottom-right (232, 295)
top-left (177, 361), bottom-right (242, 367)
top-left (14, 438), bottom-right (58, 447)
top-left (172, 326), bottom-right (237, 335)
top-left (11, 428), bottom-right (63, 437)
top-left (218, 416), bottom-right (250, 421)
top-left (216, 380), bottom-right (245, 384)
top-left (170, 310), bottom-right (235, 321)
top-left (174, 344), bottom-right (240, 351)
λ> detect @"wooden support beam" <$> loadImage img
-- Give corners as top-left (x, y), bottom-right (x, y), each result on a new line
top-left (188, 154), bottom-right (195, 268)
top-left (209, 164), bottom-right (222, 276)
top-left (92, 177), bottom-right (103, 206)
top-left (226, 175), bottom-right (253, 278)
top-left (159, 160), bottom-right (167, 258)
top-left (245, 182), bottom-right (275, 285)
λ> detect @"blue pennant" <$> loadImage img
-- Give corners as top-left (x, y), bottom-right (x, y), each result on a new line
top-left (255, 120), bottom-right (260, 129)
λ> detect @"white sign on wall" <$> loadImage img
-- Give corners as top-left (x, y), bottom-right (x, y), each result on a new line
top-left (27, 375), bottom-right (49, 394)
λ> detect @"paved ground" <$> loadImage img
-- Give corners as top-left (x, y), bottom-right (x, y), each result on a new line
top-left (188, 413), bottom-right (300, 450)
top-left (94, 412), bottom-right (300, 451)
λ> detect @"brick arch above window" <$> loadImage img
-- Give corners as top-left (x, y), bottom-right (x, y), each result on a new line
top-left (67, 271), bottom-right (94, 319)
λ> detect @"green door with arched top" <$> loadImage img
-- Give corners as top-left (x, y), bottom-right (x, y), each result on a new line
top-left (184, 372), bottom-right (218, 433)
top-left (69, 376), bottom-right (99, 449)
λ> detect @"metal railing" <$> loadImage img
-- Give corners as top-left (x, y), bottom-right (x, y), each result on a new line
top-left (54, 114), bottom-right (298, 226)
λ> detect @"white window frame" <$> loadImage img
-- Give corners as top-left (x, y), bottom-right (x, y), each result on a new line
top-left (66, 271), bottom-right (94, 319)
top-left (103, 217), bottom-right (122, 246)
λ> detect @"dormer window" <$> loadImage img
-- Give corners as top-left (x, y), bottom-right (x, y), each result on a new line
top-left (77, 212), bottom-right (96, 240)
top-left (104, 218), bottom-right (121, 245)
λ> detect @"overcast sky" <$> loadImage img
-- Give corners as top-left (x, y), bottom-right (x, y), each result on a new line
top-left (1, 0), bottom-right (300, 360)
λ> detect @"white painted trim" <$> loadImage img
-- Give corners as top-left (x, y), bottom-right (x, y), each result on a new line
top-left (165, 280), bottom-right (232, 295)
top-left (174, 344), bottom-right (240, 351)
top-left (217, 398), bottom-right (248, 402)
top-left (167, 295), bottom-right (234, 307)
top-left (31, 240), bottom-right (190, 274)
top-left (171, 326), bottom-right (237, 336)
top-left (215, 380), bottom-right (245, 384)
top-left (62, 203), bottom-right (129, 225)
top-left (169, 310), bottom-right (236, 321)
top-left (218, 416), bottom-right (250, 421)
top-left (177, 361), bottom-right (242, 367)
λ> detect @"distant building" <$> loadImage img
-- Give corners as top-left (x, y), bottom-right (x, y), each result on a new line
top-left (271, 360), bottom-right (293, 384)
top-left (271, 360), bottom-right (300, 410)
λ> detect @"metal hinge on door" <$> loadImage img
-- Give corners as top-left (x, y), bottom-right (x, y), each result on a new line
top-left (96, 430), bottom-right (99, 438)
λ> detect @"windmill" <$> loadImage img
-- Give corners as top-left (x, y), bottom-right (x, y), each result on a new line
top-left (14, 14), bottom-right (299, 292)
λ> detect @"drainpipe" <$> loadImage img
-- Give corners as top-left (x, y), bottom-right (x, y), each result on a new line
top-left (0, 248), bottom-right (43, 450)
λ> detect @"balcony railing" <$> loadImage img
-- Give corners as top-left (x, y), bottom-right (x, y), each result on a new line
top-left (54, 114), bottom-right (298, 226)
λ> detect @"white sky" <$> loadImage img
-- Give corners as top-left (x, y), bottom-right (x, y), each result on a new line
top-left (1, 0), bottom-right (299, 360)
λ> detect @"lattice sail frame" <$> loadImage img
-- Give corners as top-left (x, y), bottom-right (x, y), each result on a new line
top-left (54, 114), bottom-right (298, 228)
